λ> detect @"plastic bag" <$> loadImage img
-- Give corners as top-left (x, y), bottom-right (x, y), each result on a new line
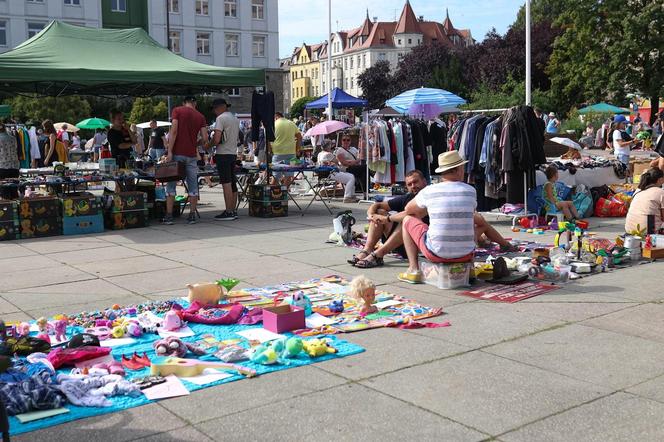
top-left (594, 197), bottom-right (627, 217)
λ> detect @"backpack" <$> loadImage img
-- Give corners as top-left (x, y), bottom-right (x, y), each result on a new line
top-left (332, 210), bottom-right (355, 245)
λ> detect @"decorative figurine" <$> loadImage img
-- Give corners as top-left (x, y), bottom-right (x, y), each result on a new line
top-left (350, 275), bottom-right (377, 315)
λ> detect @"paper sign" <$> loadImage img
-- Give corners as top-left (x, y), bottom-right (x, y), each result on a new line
top-left (142, 375), bottom-right (190, 400)
top-left (236, 328), bottom-right (284, 343)
top-left (305, 312), bottom-right (335, 328)
top-left (182, 368), bottom-right (234, 386)
top-left (100, 337), bottom-right (136, 348)
top-left (158, 325), bottom-right (195, 338)
top-left (374, 300), bottom-right (403, 310)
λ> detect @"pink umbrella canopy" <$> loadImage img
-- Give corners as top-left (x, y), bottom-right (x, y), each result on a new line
top-left (304, 120), bottom-right (350, 137)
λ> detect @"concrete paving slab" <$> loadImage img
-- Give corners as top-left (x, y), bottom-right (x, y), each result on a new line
top-left (106, 267), bottom-right (220, 294)
top-left (325, 262), bottom-right (405, 285)
top-left (133, 425), bottom-right (213, 442)
top-left (1, 266), bottom-right (95, 291)
top-left (26, 294), bottom-right (148, 318)
top-left (404, 301), bottom-right (563, 348)
top-left (0, 254), bottom-right (60, 272)
top-left (280, 245), bottom-right (361, 267)
top-left (243, 267), bottom-right (354, 287)
top-left (160, 245), bottom-right (264, 266)
top-left (0, 296), bottom-right (20, 314)
top-left (582, 303), bottom-right (664, 344)
top-left (13, 403), bottom-right (187, 442)
top-left (361, 351), bottom-right (608, 436)
top-left (195, 383), bottom-right (486, 441)
top-left (160, 366), bottom-right (346, 424)
top-left (4, 284), bottom-right (136, 310)
top-left (316, 327), bottom-right (469, 381)
top-left (627, 374), bottom-right (664, 403)
top-left (9, 278), bottom-right (134, 295)
top-left (74, 255), bottom-right (186, 278)
top-left (20, 237), bottom-right (115, 254)
top-left (501, 393), bottom-right (664, 442)
top-left (122, 238), bottom-right (221, 255)
top-left (486, 324), bottom-right (664, 390)
top-left (0, 242), bottom-right (37, 259)
top-left (500, 299), bottom-right (638, 322)
top-left (50, 245), bottom-right (147, 265)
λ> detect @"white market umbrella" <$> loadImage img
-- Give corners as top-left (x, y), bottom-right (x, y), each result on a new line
top-left (136, 121), bottom-right (171, 129)
top-left (550, 137), bottom-right (582, 151)
top-left (54, 122), bottom-right (80, 132)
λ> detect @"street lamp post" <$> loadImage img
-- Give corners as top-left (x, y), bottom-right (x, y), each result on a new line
top-left (166, 0), bottom-right (172, 115)
top-left (327, 0), bottom-right (333, 121)
top-left (525, 0), bottom-right (531, 106)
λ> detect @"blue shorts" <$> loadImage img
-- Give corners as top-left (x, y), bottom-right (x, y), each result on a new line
top-left (149, 148), bottom-right (165, 161)
top-left (617, 154), bottom-right (630, 166)
top-left (166, 155), bottom-right (199, 197)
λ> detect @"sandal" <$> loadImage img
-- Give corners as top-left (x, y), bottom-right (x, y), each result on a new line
top-left (347, 249), bottom-right (370, 265)
top-left (355, 252), bottom-right (384, 268)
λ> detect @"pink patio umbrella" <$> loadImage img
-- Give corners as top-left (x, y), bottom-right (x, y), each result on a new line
top-left (304, 120), bottom-right (350, 138)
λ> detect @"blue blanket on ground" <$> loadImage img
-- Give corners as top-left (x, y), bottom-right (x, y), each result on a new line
top-left (9, 321), bottom-right (364, 435)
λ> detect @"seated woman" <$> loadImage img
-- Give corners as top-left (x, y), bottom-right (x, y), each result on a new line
top-left (335, 133), bottom-right (366, 192)
top-left (625, 168), bottom-right (664, 234)
top-left (317, 142), bottom-right (358, 203)
top-left (542, 165), bottom-right (580, 220)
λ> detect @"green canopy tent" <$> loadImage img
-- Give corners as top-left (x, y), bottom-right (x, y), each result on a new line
top-left (0, 21), bottom-right (265, 97)
top-left (578, 102), bottom-right (630, 115)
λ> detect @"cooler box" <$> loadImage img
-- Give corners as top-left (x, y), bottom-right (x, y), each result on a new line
top-left (0, 220), bottom-right (19, 241)
top-left (63, 213), bottom-right (104, 236)
top-left (248, 184), bottom-right (288, 218)
top-left (61, 192), bottom-right (102, 217)
top-left (20, 217), bottom-right (62, 239)
top-left (19, 197), bottom-right (61, 220)
top-left (104, 192), bottom-right (148, 213)
top-left (105, 209), bottom-right (149, 230)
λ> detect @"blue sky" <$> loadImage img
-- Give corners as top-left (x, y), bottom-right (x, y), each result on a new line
top-left (278, 0), bottom-right (524, 57)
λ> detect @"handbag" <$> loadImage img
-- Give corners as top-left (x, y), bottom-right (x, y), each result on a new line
top-left (155, 161), bottom-right (185, 182)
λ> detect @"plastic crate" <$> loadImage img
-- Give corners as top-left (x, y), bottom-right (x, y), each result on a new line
top-left (248, 200), bottom-right (288, 218)
top-left (20, 216), bottom-right (62, 239)
top-left (419, 260), bottom-right (472, 289)
top-left (0, 220), bottom-right (19, 241)
top-left (105, 209), bottom-right (149, 230)
top-left (248, 184), bottom-right (288, 201)
top-left (62, 192), bottom-right (102, 217)
top-left (18, 197), bottom-right (61, 220)
top-left (104, 192), bottom-right (148, 213)
top-left (0, 200), bottom-right (18, 222)
top-left (63, 214), bottom-right (104, 236)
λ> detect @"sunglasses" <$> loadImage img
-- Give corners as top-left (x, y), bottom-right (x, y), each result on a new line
top-left (342, 138), bottom-right (351, 142)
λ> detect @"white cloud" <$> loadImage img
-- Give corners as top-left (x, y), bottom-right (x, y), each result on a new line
top-left (278, 0), bottom-right (523, 57)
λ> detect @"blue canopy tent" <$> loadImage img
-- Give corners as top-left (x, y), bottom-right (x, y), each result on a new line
top-left (305, 87), bottom-right (367, 109)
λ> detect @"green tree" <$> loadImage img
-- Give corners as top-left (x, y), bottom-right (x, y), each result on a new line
top-left (6, 96), bottom-right (91, 123)
top-left (128, 97), bottom-right (168, 124)
top-left (548, 0), bottom-right (664, 124)
top-left (290, 96), bottom-right (316, 119)
top-left (357, 60), bottom-right (395, 109)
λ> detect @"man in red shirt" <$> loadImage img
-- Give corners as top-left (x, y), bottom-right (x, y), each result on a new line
top-left (164, 96), bottom-right (209, 225)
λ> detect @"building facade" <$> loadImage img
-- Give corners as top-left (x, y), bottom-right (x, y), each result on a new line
top-left (295, 1), bottom-right (473, 101)
top-left (0, 0), bottom-right (281, 112)
top-left (288, 43), bottom-right (323, 108)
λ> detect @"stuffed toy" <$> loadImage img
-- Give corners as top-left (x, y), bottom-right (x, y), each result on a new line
top-left (286, 293), bottom-right (313, 316)
top-left (302, 339), bottom-right (337, 358)
top-left (186, 282), bottom-right (225, 305)
top-left (328, 300), bottom-right (344, 313)
top-left (249, 344), bottom-right (278, 365)
top-left (153, 336), bottom-right (206, 358)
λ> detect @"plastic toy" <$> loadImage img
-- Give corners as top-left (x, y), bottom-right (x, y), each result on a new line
top-left (302, 339), bottom-right (337, 357)
top-left (111, 326), bottom-right (125, 338)
top-left (250, 344), bottom-right (278, 365)
top-left (186, 282), bottom-right (225, 305)
top-left (17, 322), bottom-right (30, 337)
top-left (53, 319), bottom-right (67, 342)
top-left (153, 336), bottom-right (206, 358)
top-left (36, 317), bottom-right (48, 334)
top-left (286, 292), bottom-right (313, 316)
top-left (350, 275), bottom-right (377, 315)
top-left (328, 299), bottom-right (344, 314)
top-left (216, 278), bottom-right (240, 292)
top-left (162, 309), bottom-right (184, 331)
top-left (150, 356), bottom-right (256, 378)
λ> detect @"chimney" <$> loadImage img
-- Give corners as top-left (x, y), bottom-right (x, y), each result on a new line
top-left (419, 16), bottom-right (424, 22)
top-left (373, 16), bottom-right (378, 22)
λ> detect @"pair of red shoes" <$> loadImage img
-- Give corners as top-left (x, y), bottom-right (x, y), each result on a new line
top-left (121, 352), bottom-right (151, 370)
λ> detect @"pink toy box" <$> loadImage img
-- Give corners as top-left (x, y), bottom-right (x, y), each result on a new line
top-left (262, 305), bottom-right (305, 333)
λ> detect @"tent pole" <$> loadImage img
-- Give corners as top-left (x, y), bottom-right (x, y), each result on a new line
top-left (166, 0), bottom-right (172, 117)
top-left (327, 0), bottom-right (333, 121)
top-left (525, 0), bottom-right (531, 106)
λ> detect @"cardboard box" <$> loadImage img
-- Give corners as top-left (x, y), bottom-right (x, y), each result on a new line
top-left (248, 200), bottom-right (288, 218)
top-left (248, 184), bottom-right (288, 201)
top-left (0, 200), bottom-right (18, 222)
top-left (61, 192), bottom-right (101, 217)
top-left (643, 248), bottom-right (664, 260)
top-left (262, 304), bottom-right (305, 333)
top-left (63, 213), bottom-right (104, 236)
top-left (18, 197), bottom-right (61, 220)
top-left (0, 220), bottom-right (19, 241)
top-left (104, 209), bottom-right (149, 230)
top-left (104, 192), bottom-right (147, 213)
top-left (632, 160), bottom-right (651, 184)
top-left (20, 216), bottom-right (62, 238)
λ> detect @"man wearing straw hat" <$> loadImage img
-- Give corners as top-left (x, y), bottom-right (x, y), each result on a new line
top-left (398, 151), bottom-right (512, 284)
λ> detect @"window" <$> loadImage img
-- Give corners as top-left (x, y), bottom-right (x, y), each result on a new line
top-left (252, 35), bottom-right (265, 57)
top-left (27, 22), bottom-right (45, 38)
top-left (228, 87), bottom-right (240, 97)
top-left (168, 0), bottom-right (179, 13)
top-left (362, 54), bottom-right (366, 67)
top-left (350, 57), bottom-right (353, 68)
top-left (408, 38), bottom-right (412, 45)
top-left (195, 0), bottom-right (208, 15)
top-left (378, 52), bottom-right (386, 60)
top-left (225, 33), bottom-right (238, 56)
top-left (26, 0), bottom-right (44, 2)
top-left (64, 0), bottom-right (81, 5)
top-left (168, 30), bottom-right (181, 54)
top-left (251, 0), bottom-right (264, 20)
top-left (0, 21), bottom-right (6, 46)
top-left (344, 58), bottom-right (347, 69)
top-left (397, 39), bottom-right (402, 45)
top-left (224, 0), bottom-right (237, 17)
top-left (196, 32), bottom-right (210, 55)
top-left (350, 78), bottom-right (354, 89)
top-left (110, 0), bottom-right (126, 12)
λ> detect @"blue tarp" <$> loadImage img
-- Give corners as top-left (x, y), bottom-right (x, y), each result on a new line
top-left (305, 87), bottom-right (367, 109)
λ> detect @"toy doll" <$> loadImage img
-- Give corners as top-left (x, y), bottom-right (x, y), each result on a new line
top-left (349, 275), bottom-right (377, 316)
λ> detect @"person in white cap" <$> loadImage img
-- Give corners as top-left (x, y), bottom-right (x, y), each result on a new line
top-left (546, 112), bottom-right (560, 134)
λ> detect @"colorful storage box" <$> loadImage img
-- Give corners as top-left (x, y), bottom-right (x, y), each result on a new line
top-left (105, 209), bottom-right (149, 230)
top-left (0, 220), bottom-right (19, 241)
top-left (149, 200), bottom-right (182, 220)
top-left (0, 200), bottom-right (18, 222)
top-left (63, 213), bottom-right (104, 236)
top-left (62, 192), bottom-right (102, 217)
top-left (19, 216), bottom-right (62, 239)
top-left (262, 304), bottom-right (305, 333)
top-left (104, 192), bottom-right (148, 213)
top-left (18, 197), bottom-right (61, 220)
top-left (248, 185), bottom-right (288, 201)
top-left (248, 200), bottom-right (288, 218)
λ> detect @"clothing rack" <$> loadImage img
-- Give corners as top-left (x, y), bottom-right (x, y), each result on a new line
top-left (459, 106), bottom-right (538, 224)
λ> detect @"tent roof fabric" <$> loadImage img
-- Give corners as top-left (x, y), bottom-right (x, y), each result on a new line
top-left (578, 102), bottom-right (630, 115)
top-left (0, 21), bottom-right (264, 97)
top-left (305, 87), bottom-right (368, 109)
